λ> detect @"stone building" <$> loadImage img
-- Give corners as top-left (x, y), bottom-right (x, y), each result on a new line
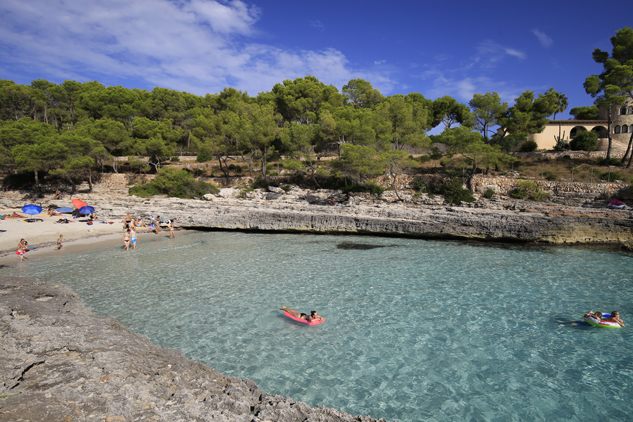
top-left (529, 95), bottom-right (633, 150)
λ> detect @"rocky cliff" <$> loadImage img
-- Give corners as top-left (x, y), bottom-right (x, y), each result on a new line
top-left (2, 179), bottom-right (632, 246)
top-left (0, 276), bottom-right (387, 422)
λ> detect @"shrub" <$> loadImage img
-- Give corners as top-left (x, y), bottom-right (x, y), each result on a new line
top-left (519, 140), bottom-right (538, 152)
top-left (439, 177), bottom-right (475, 204)
top-left (510, 180), bottom-right (549, 201)
top-left (483, 189), bottom-right (495, 199)
top-left (170, 156), bottom-right (180, 162)
top-left (129, 167), bottom-right (219, 198)
top-left (597, 170), bottom-right (623, 181)
top-left (553, 138), bottom-right (571, 151)
top-left (429, 147), bottom-right (443, 160)
top-left (419, 155), bottom-right (431, 163)
top-left (196, 150), bottom-right (214, 163)
top-left (569, 131), bottom-right (598, 151)
top-left (598, 157), bottom-right (623, 167)
top-left (342, 182), bottom-right (385, 195)
top-left (543, 171), bottom-right (557, 181)
top-left (412, 177), bottom-right (428, 192)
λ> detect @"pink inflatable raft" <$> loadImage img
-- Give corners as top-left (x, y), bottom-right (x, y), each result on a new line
top-left (284, 311), bottom-right (325, 326)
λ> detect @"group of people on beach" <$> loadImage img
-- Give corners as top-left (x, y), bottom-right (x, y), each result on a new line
top-left (122, 212), bottom-right (176, 250)
top-left (15, 238), bottom-right (29, 261)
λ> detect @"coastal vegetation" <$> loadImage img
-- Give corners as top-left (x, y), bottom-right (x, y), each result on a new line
top-left (1, 27), bottom-right (632, 200)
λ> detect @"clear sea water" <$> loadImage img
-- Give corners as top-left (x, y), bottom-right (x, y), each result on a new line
top-left (5, 231), bottom-right (633, 421)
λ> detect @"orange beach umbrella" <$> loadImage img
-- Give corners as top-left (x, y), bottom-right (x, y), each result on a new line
top-left (72, 199), bottom-right (88, 209)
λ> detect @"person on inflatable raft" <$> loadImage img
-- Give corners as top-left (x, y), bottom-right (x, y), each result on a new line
top-left (583, 311), bottom-right (625, 327)
top-left (280, 307), bottom-right (325, 323)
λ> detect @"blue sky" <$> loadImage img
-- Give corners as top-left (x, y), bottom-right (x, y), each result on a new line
top-left (0, 0), bottom-right (630, 120)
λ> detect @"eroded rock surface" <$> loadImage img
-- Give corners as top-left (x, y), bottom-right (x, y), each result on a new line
top-left (0, 276), bottom-right (387, 422)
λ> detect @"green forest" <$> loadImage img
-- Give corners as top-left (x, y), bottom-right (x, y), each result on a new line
top-left (1, 27), bottom-right (632, 197)
top-left (0, 76), bottom-right (566, 190)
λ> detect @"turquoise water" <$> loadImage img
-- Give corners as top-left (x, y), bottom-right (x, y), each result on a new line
top-left (5, 231), bottom-right (633, 421)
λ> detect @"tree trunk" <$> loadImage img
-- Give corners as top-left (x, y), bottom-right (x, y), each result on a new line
top-left (606, 109), bottom-right (612, 163)
top-left (261, 147), bottom-right (267, 177)
top-left (249, 155), bottom-right (253, 177)
top-left (391, 165), bottom-right (403, 202)
top-left (33, 169), bottom-right (39, 186)
top-left (623, 131), bottom-right (633, 166)
top-left (112, 157), bottom-right (118, 173)
top-left (88, 168), bottom-right (93, 192)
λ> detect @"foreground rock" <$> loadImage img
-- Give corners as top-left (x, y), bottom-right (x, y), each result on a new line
top-left (0, 276), bottom-right (387, 422)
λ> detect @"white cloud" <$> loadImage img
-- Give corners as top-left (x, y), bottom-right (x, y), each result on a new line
top-left (0, 0), bottom-right (396, 95)
top-left (374, 60), bottom-right (386, 65)
top-left (532, 29), bottom-right (553, 48)
top-left (423, 74), bottom-right (527, 104)
top-left (310, 20), bottom-right (325, 30)
top-left (468, 40), bottom-right (526, 69)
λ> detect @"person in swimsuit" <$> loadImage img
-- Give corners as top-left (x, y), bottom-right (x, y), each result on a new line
top-left (280, 307), bottom-right (325, 322)
top-left (604, 311), bottom-right (625, 327)
top-left (169, 221), bottom-right (175, 239)
top-left (308, 311), bottom-right (325, 322)
top-left (130, 227), bottom-right (137, 250)
top-left (123, 229), bottom-right (131, 250)
top-left (154, 219), bottom-right (160, 235)
top-left (55, 235), bottom-right (63, 250)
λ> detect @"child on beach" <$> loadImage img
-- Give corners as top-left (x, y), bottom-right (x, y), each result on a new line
top-left (55, 235), bottom-right (63, 250)
top-left (169, 221), bottom-right (175, 239)
top-left (130, 227), bottom-right (137, 250)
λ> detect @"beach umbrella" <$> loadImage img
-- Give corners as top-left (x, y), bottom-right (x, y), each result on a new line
top-left (610, 200), bottom-right (625, 206)
top-left (56, 207), bottom-right (74, 213)
top-left (72, 199), bottom-right (88, 209)
top-left (78, 206), bottom-right (95, 215)
top-left (21, 204), bottom-right (42, 215)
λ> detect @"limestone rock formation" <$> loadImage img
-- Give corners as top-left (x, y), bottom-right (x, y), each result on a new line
top-left (0, 276), bottom-right (388, 422)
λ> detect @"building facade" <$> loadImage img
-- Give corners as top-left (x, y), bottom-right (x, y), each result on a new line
top-left (529, 95), bottom-right (633, 150)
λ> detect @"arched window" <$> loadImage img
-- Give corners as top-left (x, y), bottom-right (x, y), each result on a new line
top-left (614, 125), bottom-right (621, 134)
top-left (570, 126), bottom-right (587, 139)
top-left (621, 106), bottom-right (628, 115)
top-left (592, 126), bottom-right (608, 138)
top-left (624, 125), bottom-right (629, 134)
top-left (629, 106), bottom-right (633, 115)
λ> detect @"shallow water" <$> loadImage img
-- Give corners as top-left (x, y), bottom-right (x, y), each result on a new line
top-left (6, 231), bottom-right (633, 421)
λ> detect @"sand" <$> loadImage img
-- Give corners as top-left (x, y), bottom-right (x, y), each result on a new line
top-left (0, 207), bottom-right (158, 265)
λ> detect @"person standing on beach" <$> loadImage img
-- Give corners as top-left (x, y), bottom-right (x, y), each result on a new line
top-left (55, 235), bottom-right (63, 250)
top-left (155, 218), bottom-right (160, 235)
top-left (123, 229), bottom-right (131, 250)
top-left (130, 227), bottom-right (137, 250)
top-left (168, 221), bottom-right (175, 239)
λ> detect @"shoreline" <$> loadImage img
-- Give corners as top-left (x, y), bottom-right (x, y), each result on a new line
top-left (0, 275), bottom-right (386, 421)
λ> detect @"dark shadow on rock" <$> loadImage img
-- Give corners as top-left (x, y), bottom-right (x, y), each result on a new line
top-left (336, 242), bottom-right (398, 250)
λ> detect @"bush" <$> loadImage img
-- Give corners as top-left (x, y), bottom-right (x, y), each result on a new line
top-left (483, 189), bottom-right (495, 199)
top-left (342, 182), bottom-right (385, 195)
top-left (519, 140), bottom-right (538, 152)
top-left (543, 171), bottom-right (557, 181)
top-left (598, 157), bottom-right (623, 167)
top-left (196, 150), bottom-right (214, 163)
top-left (412, 177), bottom-right (428, 192)
top-left (569, 131), bottom-right (598, 151)
top-left (170, 156), bottom-right (180, 162)
top-left (596, 170), bottom-right (624, 182)
top-left (510, 180), bottom-right (549, 201)
top-left (439, 177), bottom-right (475, 204)
top-left (129, 167), bottom-right (219, 198)
top-left (419, 155), bottom-right (431, 163)
top-left (553, 138), bottom-right (571, 151)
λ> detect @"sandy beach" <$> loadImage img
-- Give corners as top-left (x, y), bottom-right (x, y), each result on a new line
top-left (0, 206), bottom-right (160, 265)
